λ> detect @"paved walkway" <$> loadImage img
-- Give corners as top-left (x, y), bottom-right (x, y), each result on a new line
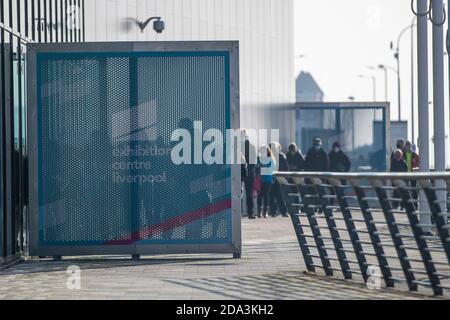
top-left (0, 217), bottom-right (441, 300)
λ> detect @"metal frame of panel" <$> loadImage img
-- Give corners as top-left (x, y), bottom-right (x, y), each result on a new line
top-left (292, 102), bottom-right (391, 172)
top-left (27, 41), bottom-right (241, 257)
top-left (1, 0), bottom-right (85, 262)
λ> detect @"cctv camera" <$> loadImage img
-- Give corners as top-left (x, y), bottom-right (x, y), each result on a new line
top-left (153, 20), bottom-right (165, 33)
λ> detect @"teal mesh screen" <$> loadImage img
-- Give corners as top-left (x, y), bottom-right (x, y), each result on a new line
top-left (37, 52), bottom-right (232, 245)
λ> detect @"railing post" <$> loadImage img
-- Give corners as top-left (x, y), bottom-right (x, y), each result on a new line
top-left (419, 178), bottom-right (450, 264)
top-left (393, 179), bottom-right (442, 295)
top-left (313, 178), bottom-right (352, 279)
top-left (299, 179), bottom-right (333, 276)
top-left (277, 177), bottom-right (315, 273)
top-left (327, 178), bottom-right (368, 282)
top-left (274, 171), bottom-right (450, 295)
top-left (372, 179), bottom-right (418, 292)
top-left (352, 183), bottom-right (394, 288)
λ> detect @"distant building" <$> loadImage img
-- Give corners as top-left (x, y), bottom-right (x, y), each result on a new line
top-left (295, 71), bottom-right (328, 138)
top-left (84, 0), bottom-right (295, 147)
top-left (296, 71), bottom-right (324, 102)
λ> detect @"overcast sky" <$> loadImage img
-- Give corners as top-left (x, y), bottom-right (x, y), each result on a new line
top-left (294, 0), bottom-right (449, 151)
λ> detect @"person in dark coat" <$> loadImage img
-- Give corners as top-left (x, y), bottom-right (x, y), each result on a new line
top-left (286, 143), bottom-right (305, 172)
top-left (305, 137), bottom-right (329, 172)
top-left (328, 142), bottom-right (351, 205)
top-left (390, 139), bottom-right (406, 167)
top-left (304, 137), bottom-right (329, 212)
top-left (242, 130), bottom-right (257, 219)
top-left (241, 155), bottom-right (248, 181)
top-left (390, 149), bottom-right (407, 209)
top-left (329, 142), bottom-right (351, 173)
top-left (404, 141), bottom-right (420, 209)
top-left (391, 149), bottom-right (408, 173)
top-left (285, 143), bottom-right (305, 213)
top-left (269, 142), bottom-right (288, 217)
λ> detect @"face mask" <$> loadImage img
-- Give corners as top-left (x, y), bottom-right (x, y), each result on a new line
top-left (314, 145), bottom-right (321, 150)
top-left (333, 147), bottom-right (340, 153)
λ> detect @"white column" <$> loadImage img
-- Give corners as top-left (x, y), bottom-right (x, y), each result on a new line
top-left (432, 0), bottom-right (447, 219)
top-left (417, 0), bottom-right (431, 227)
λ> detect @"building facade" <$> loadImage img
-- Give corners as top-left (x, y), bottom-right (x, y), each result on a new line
top-left (1, 0), bottom-right (294, 261)
top-left (296, 71), bottom-right (324, 103)
top-left (84, 0), bottom-right (295, 146)
top-left (0, 0), bottom-right (86, 260)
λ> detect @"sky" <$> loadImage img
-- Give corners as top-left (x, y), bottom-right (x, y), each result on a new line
top-left (294, 0), bottom-right (449, 159)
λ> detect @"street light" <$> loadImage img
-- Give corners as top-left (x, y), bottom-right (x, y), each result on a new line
top-left (368, 65), bottom-right (388, 101)
top-left (357, 74), bottom-right (377, 101)
top-left (378, 64), bottom-right (398, 103)
top-left (376, 65), bottom-right (388, 102)
top-left (448, 8), bottom-right (450, 159)
top-left (390, 17), bottom-right (416, 123)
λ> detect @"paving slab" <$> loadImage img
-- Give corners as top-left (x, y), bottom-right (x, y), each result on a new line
top-left (0, 216), bottom-right (446, 300)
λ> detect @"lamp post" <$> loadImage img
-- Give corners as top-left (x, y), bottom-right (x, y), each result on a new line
top-left (369, 65), bottom-right (387, 101)
top-left (391, 17), bottom-right (416, 122)
top-left (379, 65), bottom-right (388, 101)
top-left (416, 0), bottom-right (431, 228)
top-left (431, 0), bottom-right (447, 219)
top-left (448, 7), bottom-right (450, 166)
top-left (377, 64), bottom-right (398, 104)
top-left (411, 17), bottom-right (417, 144)
top-left (367, 66), bottom-right (383, 100)
top-left (357, 74), bottom-right (377, 101)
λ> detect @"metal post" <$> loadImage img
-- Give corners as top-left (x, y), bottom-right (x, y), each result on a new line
top-left (358, 74), bottom-right (376, 101)
top-left (315, 180), bottom-right (352, 279)
top-left (432, 0), bottom-right (447, 220)
top-left (352, 185), bottom-right (394, 288)
top-left (420, 179), bottom-right (450, 263)
top-left (328, 180), bottom-right (368, 281)
top-left (383, 67), bottom-right (388, 101)
top-left (417, 0), bottom-right (431, 228)
top-left (395, 22), bottom-right (416, 122)
top-left (279, 180), bottom-right (315, 273)
top-left (371, 76), bottom-right (376, 101)
top-left (129, 56), bottom-right (140, 243)
top-left (298, 182), bottom-right (333, 276)
top-left (393, 179), bottom-right (442, 296)
top-left (411, 18), bottom-right (416, 144)
top-left (372, 181), bottom-right (417, 292)
top-left (448, 9), bottom-right (450, 147)
top-left (396, 53), bottom-right (401, 120)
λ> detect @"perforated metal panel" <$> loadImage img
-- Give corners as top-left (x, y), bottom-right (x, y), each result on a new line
top-left (27, 42), bottom-right (241, 256)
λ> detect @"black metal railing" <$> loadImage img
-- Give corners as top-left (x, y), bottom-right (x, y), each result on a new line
top-left (274, 171), bottom-right (450, 296)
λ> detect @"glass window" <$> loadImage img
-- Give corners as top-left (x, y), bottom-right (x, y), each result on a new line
top-left (296, 105), bottom-right (387, 172)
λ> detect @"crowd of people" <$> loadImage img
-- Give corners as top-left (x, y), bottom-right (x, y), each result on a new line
top-left (390, 139), bottom-right (420, 173)
top-left (241, 132), bottom-right (351, 219)
top-left (389, 139), bottom-right (421, 210)
top-left (241, 131), bottom-right (423, 219)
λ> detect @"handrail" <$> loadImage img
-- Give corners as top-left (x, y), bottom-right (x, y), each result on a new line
top-left (275, 171), bottom-right (450, 296)
top-left (274, 171), bottom-right (450, 180)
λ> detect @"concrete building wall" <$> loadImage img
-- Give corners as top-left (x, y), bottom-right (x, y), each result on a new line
top-left (84, 0), bottom-right (295, 147)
